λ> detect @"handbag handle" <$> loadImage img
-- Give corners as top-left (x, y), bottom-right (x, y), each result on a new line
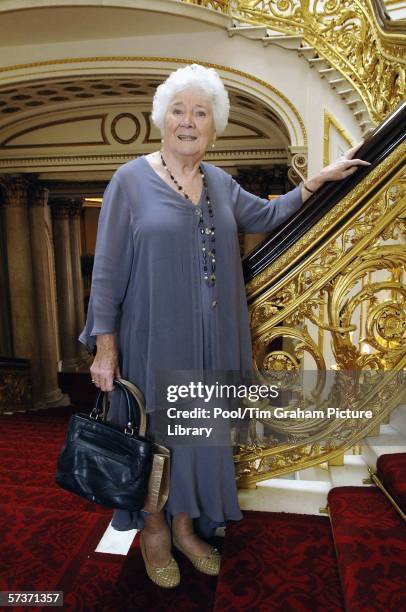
top-left (91, 378), bottom-right (147, 437)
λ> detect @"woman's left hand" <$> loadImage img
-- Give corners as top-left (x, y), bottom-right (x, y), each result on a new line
top-left (302, 140), bottom-right (372, 201)
top-left (319, 141), bottom-right (371, 182)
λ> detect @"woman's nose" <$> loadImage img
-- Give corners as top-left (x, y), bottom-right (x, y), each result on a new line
top-left (181, 112), bottom-right (194, 127)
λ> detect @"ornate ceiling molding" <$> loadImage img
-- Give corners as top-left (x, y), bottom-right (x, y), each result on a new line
top-left (0, 59), bottom-right (307, 173)
top-left (0, 57), bottom-right (307, 147)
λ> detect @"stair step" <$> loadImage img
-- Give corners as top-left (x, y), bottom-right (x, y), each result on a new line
top-left (295, 466), bottom-right (331, 482)
top-left (328, 487), bottom-right (406, 610)
top-left (362, 424), bottom-right (406, 469)
top-left (297, 45), bottom-right (315, 53)
top-left (227, 23), bottom-right (270, 39)
top-left (262, 34), bottom-right (303, 49)
top-left (329, 455), bottom-right (371, 487)
top-left (238, 479), bottom-right (331, 515)
top-left (389, 404), bottom-right (406, 436)
top-left (376, 452), bottom-right (406, 513)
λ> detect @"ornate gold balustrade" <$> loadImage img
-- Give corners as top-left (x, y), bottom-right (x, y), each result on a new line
top-left (232, 143), bottom-right (405, 486)
top-left (182, 1), bottom-right (405, 123)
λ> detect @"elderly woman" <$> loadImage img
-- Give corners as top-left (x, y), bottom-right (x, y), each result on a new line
top-left (79, 64), bottom-right (370, 588)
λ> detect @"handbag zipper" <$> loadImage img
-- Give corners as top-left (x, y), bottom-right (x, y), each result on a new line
top-left (75, 434), bottom-right (135, 465)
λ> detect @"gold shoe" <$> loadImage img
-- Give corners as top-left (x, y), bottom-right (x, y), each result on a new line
top-left (172, 535), bottom-right (221, 576)
top-left (139, 532), bottom-right (180, 588)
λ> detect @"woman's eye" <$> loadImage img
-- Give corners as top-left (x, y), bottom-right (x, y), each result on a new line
top-left (196, 111), bottom-right (207, 117)
top-left (173, 108), bottom-right (183, 115)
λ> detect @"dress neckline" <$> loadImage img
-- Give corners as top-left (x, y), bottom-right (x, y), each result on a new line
top-left (141, 154), bottom-right (205, 207)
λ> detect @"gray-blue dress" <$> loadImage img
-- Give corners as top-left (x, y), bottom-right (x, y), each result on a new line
top-left (78, 155), bottom-right (303, 536)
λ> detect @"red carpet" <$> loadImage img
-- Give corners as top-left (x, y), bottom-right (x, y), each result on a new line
top-left (213, 510), bottom-right (344, 612)
top-left (0, 484), bottom-right (109, 514)
top-left (62, 533), bottom-right (221, 612)
top-left (0, 504), bottom-right (108, 594)
top-left (377, 453), bottom-right (406, 512)
top-left (0, 404), bottom-right (219, 612)
top-left (2, 400), bottom-right (406, 611)
top-left (328, 486), bottom-right (406, 611)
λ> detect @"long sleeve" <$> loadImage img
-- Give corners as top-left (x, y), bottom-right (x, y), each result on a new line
top-left (78, 175), bottom-right (134, 353)
top-left (230, 176), bottom-right (303, 233)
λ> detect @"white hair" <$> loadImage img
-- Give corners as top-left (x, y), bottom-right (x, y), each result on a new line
top-left (151, 64), bottom-right (230, 135)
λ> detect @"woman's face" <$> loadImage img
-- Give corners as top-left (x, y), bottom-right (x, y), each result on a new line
top-left (162, 88), bottom-right (216, 160)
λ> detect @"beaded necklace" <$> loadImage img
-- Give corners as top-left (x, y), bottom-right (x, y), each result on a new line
top-left (160, 152), bottom-right (216, 286)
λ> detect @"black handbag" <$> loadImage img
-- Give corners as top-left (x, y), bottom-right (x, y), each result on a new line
top-left (55, 378), bottom-right (155, 511)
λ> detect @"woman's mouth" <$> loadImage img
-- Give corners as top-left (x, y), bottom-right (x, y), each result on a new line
top-left (177, 135), bottom-right (197, 141)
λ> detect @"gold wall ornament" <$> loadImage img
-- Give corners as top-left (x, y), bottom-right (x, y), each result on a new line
top-left (289, 152), bottom-right (308, 184)
top-left (323, 109), bottom-right (355, 166)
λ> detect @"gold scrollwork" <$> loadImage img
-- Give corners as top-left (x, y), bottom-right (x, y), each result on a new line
top-left (289, 152), bottom-right (308, 184)
top-left (234, 151), bottom-right (405, 484)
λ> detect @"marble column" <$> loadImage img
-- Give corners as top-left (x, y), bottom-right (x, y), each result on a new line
top-left (51, 199), bottom-right (81, 371)
top-left (0, 188), bottom-right (13, 356)
top-left (69, 200), bottom-right (89, 363)
top-left (0, 175), bottom-right (45, 409)
top-left (29, 186), bottom-right (70, 406)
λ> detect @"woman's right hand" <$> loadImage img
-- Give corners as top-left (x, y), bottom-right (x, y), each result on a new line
top-left (90, 333), bottom-right (121, 392)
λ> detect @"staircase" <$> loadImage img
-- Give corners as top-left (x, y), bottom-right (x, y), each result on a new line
top-left (227, 22), bottom-right (376, 136)
top-left (238, 401), bottom-right (406, 516)
top-left (214, 478), bottom-right (406, 611)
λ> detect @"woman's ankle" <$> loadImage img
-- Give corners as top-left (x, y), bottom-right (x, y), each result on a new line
top-left (172, 512), bottom-right (194, 538)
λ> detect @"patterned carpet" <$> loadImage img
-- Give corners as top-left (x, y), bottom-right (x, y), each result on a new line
top-left (377, 453), bottom-right (406, 511)
top-left (0, 404), bottom-right (219, 612)
top-left (328, 486), bottom-right (406, 612)
top-left (213, 511), bottom-right (344, 612)
top-left (1, 399), bottom-right (405, 611)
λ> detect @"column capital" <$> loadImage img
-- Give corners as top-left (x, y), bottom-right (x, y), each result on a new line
top-left (29, 185), bottom-right (50, 208)
top-left (69, 199), bottom-right (84, 219)
top-left (49, 198), bottom-right (76, 220)
top-left (0, 174), bottom-right (32, 207)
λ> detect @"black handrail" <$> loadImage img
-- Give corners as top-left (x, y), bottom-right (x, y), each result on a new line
top-left (242, 101), bottom-right (406, 296)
